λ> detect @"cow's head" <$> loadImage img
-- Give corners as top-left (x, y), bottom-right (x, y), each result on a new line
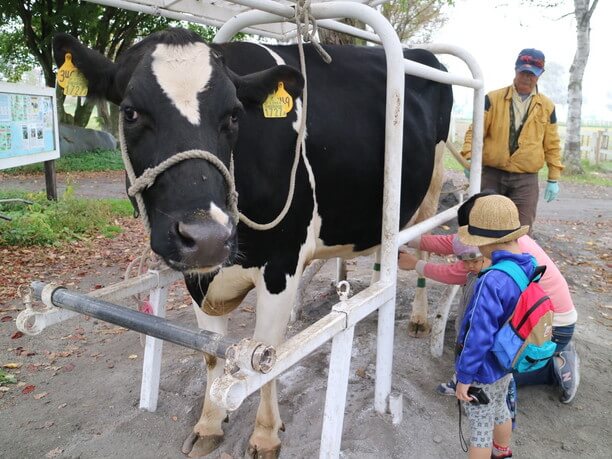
top-left (53, 29), bottom-right (303, 273)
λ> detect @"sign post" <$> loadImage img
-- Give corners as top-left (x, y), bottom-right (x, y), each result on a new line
top-left (0, 82), bottom-right (60, 199)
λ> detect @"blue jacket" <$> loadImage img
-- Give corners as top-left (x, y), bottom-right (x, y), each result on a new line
top-left (455, 251), bottom-right (536, 384)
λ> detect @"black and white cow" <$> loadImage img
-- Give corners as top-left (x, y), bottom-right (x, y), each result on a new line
top-left (53, 28), bottom-right (452, 457)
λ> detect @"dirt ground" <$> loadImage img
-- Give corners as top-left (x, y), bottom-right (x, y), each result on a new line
top-left (0, 170), bottom-right (611, 458)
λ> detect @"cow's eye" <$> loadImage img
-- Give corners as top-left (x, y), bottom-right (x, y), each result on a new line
top-left (123, 107), bottom-right (139, 122)
top-left (221, 111), bottom-right (239, 133)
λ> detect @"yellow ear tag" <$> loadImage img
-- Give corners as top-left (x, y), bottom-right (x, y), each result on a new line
top-left (262, 82), bottom-right (293, 118)
top-left (57, 53), bottom-right (88, 97)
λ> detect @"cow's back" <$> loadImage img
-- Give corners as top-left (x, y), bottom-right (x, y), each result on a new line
top-left (220, 42), bottom-right (452, 253)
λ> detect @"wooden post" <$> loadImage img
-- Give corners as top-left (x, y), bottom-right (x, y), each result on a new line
top-left (595, 130), bottom-right (603, 165)
top-left (44, 160), bottom-right (58, 201)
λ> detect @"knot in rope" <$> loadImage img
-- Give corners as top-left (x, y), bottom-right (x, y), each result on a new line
top-left (295, 0), bottom-right (332, 64)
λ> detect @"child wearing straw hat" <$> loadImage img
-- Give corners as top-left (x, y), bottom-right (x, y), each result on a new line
top-left (454, 194), bottom-right (534, 459)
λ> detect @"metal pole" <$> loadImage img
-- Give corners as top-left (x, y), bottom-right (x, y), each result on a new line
top-left (31, 281), bottom-right (235, 357)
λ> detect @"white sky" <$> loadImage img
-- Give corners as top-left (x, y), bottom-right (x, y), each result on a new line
top-left (430, 0), bottom-right (612, 122)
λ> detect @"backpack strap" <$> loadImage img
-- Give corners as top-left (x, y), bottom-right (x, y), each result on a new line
top-left (485, 260), bottom-right (530, 291)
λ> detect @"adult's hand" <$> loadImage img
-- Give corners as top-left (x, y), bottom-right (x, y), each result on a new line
top-left (398, 252), bottom-right (418, 271)
top-left (544, 180), bottom-right (559, 202)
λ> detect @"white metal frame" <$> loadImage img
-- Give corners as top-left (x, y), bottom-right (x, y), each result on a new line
top-left (20, 1), bottom-right (485, 457)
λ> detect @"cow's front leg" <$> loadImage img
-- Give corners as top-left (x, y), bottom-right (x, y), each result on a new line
top-left (182, 303), bottom-right (229, 457)
top-left (408, 249), bottom-right (431, 337)
top-left (247, 268), bottom-right (300, 458)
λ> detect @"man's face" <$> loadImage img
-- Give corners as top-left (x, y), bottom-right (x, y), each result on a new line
top-left (514, 70), bottom-right (539, 95)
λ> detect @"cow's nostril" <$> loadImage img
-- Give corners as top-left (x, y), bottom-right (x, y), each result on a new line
top-left (176, 222), bottom-right (197, 248)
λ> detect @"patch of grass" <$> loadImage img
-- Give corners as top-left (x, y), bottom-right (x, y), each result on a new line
top-left (0, 188), bottom-right (133, 247)
top-left (2, 149), bottom-right (123, 174)
top-left (542, 160), bottom-right (612, 187)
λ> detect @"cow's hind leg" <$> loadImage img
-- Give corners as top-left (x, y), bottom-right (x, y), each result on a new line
top-left (246, 269), bottom-right (300, 458)
top-left (407, 140), bottom-right (445, 337)
top-left (183, 303), bottom-right (229, 457)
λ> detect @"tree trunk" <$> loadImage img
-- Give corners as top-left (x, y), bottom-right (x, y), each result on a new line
top-left (318, 19), bottom-right (361, 45)
top-left (96, 100), bottom-right (113, 133)
top-left (109, 104), bottom-right (120, 139)
top-left (564, 0), bottom-right (599, 175)
top-left (73, 97), bottom-right (96, 128)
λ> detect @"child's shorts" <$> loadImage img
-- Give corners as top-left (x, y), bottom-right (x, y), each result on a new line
top-left (462, 374), bottom-right (512, 448)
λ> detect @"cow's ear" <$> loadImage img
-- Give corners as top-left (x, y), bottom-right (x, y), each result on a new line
top-left (53, 33), bottom-right (121, 105)
top-left (230, 65), bottom-right (304, 106)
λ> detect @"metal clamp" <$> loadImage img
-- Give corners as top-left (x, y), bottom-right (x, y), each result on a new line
top-left (224, 339), bottom-right (277, 375)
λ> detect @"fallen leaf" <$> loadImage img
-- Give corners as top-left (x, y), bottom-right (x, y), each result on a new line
top-left (128, 354), bottom-right (138, 360)
top-left (3, 363), bottom-right (22, 369)
top-left (1, 315), bottom-right (13, 322)
top-left (11, 331), bottom-right (24, 340)
top-left (61, 363), bottom-right (75, 373)
top-left (58, 403), bottom-right (67, 409)
top-left (171, 415), bottom-right (178, 421)
top-left (22, 385), bottom-right (36, 394)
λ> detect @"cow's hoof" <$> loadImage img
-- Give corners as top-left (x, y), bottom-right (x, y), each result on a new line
top-left (182, 431), bottom-right (223, 457)
top-left (408, 320), bottom-right (431, 338)
top-left (245, 443), bottom-right (281, 459)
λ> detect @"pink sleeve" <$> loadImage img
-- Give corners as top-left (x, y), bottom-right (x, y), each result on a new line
top-left (419, 234), bottom-right (455, 256)
top-left (422, 260), bottom-right (470, 285)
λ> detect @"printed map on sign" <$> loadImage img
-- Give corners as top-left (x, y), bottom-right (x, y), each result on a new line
top-left (0, 91), bottom-right (56, 159)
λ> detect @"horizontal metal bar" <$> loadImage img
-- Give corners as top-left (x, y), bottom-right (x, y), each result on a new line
top-left (210, 281), bottom-right (394, 410)
top-left (31, 281), bottom-right (235, 357)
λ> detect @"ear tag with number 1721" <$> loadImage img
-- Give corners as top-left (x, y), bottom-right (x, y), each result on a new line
top-left (262, 82), bottom-right (293, 118)
top-left (56, 53), bottom-right (88, 97)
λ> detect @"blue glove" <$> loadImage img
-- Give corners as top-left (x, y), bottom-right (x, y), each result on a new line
top-left (544, 180), bottom-right (559, 202)
top-left (463, 168), bottom-right (470, 179)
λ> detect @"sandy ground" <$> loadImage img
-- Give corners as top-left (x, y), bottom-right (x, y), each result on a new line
top-left (0, 171), bottom-right (611, 458)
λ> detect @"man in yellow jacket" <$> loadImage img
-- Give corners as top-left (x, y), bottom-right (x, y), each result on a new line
top-left (461, 48), bottom-right (564, 230)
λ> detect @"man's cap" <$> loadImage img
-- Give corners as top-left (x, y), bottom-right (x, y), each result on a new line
top-left (458, 195), bottom-right (529, 247)
top-left (515, 48), bottom-right (545, 77)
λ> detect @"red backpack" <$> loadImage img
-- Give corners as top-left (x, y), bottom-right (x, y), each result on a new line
top-left (484, 260), bottom-right (557, 373)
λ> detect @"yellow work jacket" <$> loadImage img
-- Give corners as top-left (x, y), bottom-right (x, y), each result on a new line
top-left (461, 85), bottom-right (564, 180)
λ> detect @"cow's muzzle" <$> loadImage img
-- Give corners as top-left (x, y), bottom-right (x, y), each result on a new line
top-left (166, 219), bottom-right (234, 273)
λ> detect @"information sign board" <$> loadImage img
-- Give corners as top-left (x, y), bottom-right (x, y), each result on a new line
top-left (0, 82), bottom-right (60, 170)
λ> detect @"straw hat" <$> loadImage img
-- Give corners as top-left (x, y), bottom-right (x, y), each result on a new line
top-left (458, 195), bottom-right (529, 246)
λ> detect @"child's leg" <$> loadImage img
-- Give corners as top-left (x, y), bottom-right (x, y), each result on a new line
top-left (492, 420), bottom-right (513, 457)
top-left (492, 375), bottom-right (513, 458)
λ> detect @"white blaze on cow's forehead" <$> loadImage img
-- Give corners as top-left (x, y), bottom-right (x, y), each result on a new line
top-left (209, 202), bottom-right (230, 227)
top-left (152, 42), bottom-right (212, 125)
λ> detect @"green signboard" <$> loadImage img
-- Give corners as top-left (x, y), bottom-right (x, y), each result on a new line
top-left (0, 82), bottom-right (60, 170)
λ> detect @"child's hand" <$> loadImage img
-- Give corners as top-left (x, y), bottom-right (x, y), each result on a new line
top-left (398, 252), bottom-right (418, 271)
top-left (455, 382), bottom-right (472, 402)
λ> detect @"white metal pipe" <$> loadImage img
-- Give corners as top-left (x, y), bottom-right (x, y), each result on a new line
top-left (85, 0), bottom-right (285, 40)
top-left (210, 281), bottom-right (394, 410)
top-left (404, 59), bottom-right (481, 89)
top-left (319, 325), bottom-right (355, 457)
top-left (311, 2), bottom-right (405, 417)
top-left (418, 43), bottom-right (485, 194)
top-left (225, 0), bottom-right (293, 17)
top-left (469, 88), bottom-right (485, 195)
top-left (139, 285), bottom-right (168, 411)
top-left (16, 268), bottom-right (182, 335)
top-left (214, 10), bottom-right (288, 43)
top-left (398, 205), bottom-right (460, 246)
